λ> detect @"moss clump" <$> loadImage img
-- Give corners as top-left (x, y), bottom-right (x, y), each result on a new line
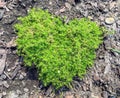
top-left (14, 8), bottom-right (103, 89)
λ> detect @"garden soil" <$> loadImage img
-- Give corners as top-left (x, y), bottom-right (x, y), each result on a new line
top-left (0, 0), bottom-right (120, 98)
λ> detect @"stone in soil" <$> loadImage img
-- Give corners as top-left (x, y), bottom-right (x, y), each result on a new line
top-left (65, 2), bottom-right (72, 10)
top-left (91, 93), bottom-right (101, 98)
top-left (0, 93), bottom-right (2, 98)
top-left (24, 88), bottom-right (29, 92)
top-left (117, 20), bottom-right (120, 26)
top-left (7, 69), bottom-right (11, 72)
top-left (67, 0), bottom-right (75, 5)
top-left (105, 17), bottom-right (115, 25)
top-left (0, 74), bottom-right (7, 80)
top-left (2, 91), bottom-right (6, 96)
top-left (3, 81), bottom-right (9, 88)
top-left (7, 91), bottom-right (18, 98)
top-left (108, 95), bottom-right (116, 98)
top-left (16, 89), bottom-right (22, 95)
top-left (102, 91), bottom-right (108, 98)
top-left (117, 0), bottom-right (120, 12)
top-left (20, 93), bottom-right (29, 98)
top-left (104, 64), bottom-right (111, 75)
top-left (65, 94), bottom-right (74, 98)
top-left (39, 95), bottom-right (43, 98)
top-left (19, 74), bottom-right (24, 80)
top-left (0, 80), bottom-right (2, 86)
top-left (0, 9), bottom-right (4, 19)
top-left (116, 88), bottom-right (120, 96)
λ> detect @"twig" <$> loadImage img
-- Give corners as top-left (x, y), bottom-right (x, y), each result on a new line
top-left (4, 71), bottom-right (11, 79)
top-left (110, 48), bottom-right (120, 54)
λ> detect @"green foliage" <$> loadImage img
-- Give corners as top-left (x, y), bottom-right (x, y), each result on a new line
top-left (14, 8), bottom-right (103, 89)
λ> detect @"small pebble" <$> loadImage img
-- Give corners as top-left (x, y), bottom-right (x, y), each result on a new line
top-left (7, 91), bottom-right (18, 98)
top-left (0, 81), bottom-right (3, 86)
top-left (20, 93), bottom-right (29, 98)
top-left (30, 91), bottom-right (34, 95)
top-left (22, 72), bottom-right (26, 77)
top-left (0, 93), bottom-right (2, 98)
top-left (49, 1), bottom-right (52, 5)
top-left (88, 16), bottom-right (93, 20)
top-left (33, 85), bottom-right (37, 88)
top-left (65, 2), bottom-right (72, 10)
top-left (91, 93), bottom-right (100, 98)
top-left (16, 89), bottom-right (22, 95)
top-left (103, 8), bottom-right (109, 13)
top-left (99, 15), bottom-right (104, 21)
top-left (0, 74), bottom-right (7, 80)
top-left (39, 95), bottom-right (43, 98)
top-left (102, 91), bottom-right (108, 98)
top-left (3, 81), bottom-right (9, 88)
top-left (117, 20), bottom-right (120, 26)
top-left (0, 9), bottom-right (5, 20)
top-left (2, 91), bottom-right (6, 96)
top-left (104, 64), bottom-right (111, 74)
top-left (65, 94), bottom-right (74, 98)
top-left (22, 81), bottom-right (26, 87)
top-left (105, 17), bottom-right (115, 25)
top-left (116, 88), bottom-right (120, 96)
top-left (24, 88), bottom-right (29, 92)
top-left (7, 69), bottom-right (11, 72)
top-left (19, 74), bottom-right (24, 80)
top-left (108, 95), bottom-right (116, 98)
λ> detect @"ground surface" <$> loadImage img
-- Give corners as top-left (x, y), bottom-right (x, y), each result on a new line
top-left (0, 0), bottom-right (120, 98)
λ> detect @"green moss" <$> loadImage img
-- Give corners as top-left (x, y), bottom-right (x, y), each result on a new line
top-left (14, 8), bottom-right (103, 89)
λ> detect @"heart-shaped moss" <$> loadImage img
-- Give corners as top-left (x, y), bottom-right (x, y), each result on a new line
top-left (14, 8), bottom-right (103, 89)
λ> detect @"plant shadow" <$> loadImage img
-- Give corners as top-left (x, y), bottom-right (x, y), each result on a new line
top-left (25, 66), bottom-right (38, 80)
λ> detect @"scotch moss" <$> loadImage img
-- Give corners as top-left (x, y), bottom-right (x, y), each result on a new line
top-left (14, 8), bottom-right (103, 89)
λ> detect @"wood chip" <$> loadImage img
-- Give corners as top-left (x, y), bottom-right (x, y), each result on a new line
top-left (11, 65), bottom-right (21, 79)
top-left (0, 50), bottom-right (6, 75)
top-left (4, 71), bottom-right (11, 79)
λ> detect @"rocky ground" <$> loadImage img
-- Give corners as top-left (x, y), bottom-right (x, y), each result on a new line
top-left (0, 0), bottom-right (120, 98)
